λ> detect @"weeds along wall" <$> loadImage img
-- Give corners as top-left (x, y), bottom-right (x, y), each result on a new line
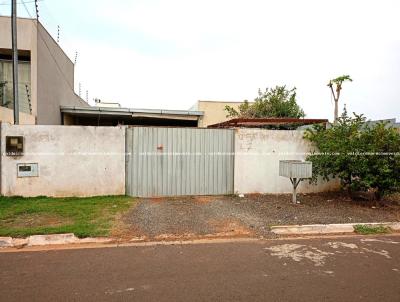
top-left (0, 123), bottom-right (125, 197)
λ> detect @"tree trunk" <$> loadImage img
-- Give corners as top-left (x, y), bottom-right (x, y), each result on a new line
top-left (374, 189), bottom-right (383, 201)
top-left (372, 189), bottom-right (385, 207)
top-left (334, 100), bottom-right (338, 123)
top-left (334, 86), bottom-right (341, 123)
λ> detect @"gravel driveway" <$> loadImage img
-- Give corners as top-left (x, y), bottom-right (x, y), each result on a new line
top-left (116, 193), bottom-right (400, 240)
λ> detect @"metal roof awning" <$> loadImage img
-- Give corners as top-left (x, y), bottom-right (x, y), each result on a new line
top-left (60, 106), bottom-right (204, 126)
top-left (61, 106), bottom-right (203, 116)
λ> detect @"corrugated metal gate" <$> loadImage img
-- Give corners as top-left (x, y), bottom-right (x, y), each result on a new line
top-left (126, 127), bottom-right (234, 197)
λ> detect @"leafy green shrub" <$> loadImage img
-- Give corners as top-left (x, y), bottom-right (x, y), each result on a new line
top-left (304, 109), bottom-right (400, 200)
top-left (225, 86), bottom-right (305, 119)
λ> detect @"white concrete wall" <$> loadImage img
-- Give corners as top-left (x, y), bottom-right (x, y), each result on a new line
top-left (234, 129), bottom-right (340, 194)
top-left (1, 124), bottom-right (125, 197)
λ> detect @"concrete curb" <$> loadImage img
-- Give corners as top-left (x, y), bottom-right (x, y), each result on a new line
top-left (0, 237), bottom-right (13, 248)
top-left (1, 222), bottom-right (399, 249)
top-left (0, 234), bottom-right (115, 248)
top-left (270, 222), bottom-right (400, 235)
top-left (0, 237), bottom-right (261, 253)
top-left (28, 234), bottom-right (79, 246)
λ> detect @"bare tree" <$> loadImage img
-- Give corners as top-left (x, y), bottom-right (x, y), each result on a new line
top-left (327, 75), bottom-right (352, 123)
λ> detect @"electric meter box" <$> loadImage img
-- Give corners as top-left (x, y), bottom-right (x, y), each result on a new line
top-left (6, 136), bottom-right (24, 156)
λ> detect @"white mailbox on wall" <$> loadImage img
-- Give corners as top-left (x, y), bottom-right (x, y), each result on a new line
top-left (279, 160), bottom-right (312, 204)
top-left (279, 160), bottom-right (312, 179)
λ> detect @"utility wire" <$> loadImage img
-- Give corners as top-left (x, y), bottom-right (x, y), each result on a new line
top-left (20, 0), bottom-right (33, 16)
top-left (0, 0), bottom-right (43, 6)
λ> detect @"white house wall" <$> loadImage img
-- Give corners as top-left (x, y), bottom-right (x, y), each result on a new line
top-left (234, 129), bottom-right (340, 194)
top-left (0, 125), bottom-right (340, 197)
top-left (0, 123), bottom-right (125, 197)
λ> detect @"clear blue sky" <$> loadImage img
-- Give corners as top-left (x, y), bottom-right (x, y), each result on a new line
top-left (1, 0), bottom-right (399, 121)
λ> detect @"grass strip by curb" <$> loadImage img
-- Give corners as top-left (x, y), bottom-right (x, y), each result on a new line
top-left (353, 224), bottom-right (391, 235)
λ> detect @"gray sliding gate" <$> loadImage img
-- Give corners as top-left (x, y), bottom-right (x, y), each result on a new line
top-left (126, 127), bottom-right (234, 197)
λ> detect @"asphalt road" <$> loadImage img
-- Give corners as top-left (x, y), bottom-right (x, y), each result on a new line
top-left (1, 236), bottom-right (400, 302)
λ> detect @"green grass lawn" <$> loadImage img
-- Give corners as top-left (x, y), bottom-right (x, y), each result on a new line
top-left (0, 195), bottom-right (135, 238)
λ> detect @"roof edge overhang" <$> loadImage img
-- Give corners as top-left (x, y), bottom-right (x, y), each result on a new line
top-left (60, 106), bottom-right (204, 118)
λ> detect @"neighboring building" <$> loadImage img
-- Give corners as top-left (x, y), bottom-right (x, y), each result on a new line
top-left (190, 100), bottom-right (249, 127)
top-left (0, 18), bottom-right (259, 128)
top-left (365, 118), bottom-right (400, 129)
top-left (0, 16), bottom-right (88, 125)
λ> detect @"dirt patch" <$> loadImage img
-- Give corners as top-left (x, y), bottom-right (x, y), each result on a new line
top-left (109, 208), bottom-right (148, 241)
top-left (385, 193), bottom-right (400, 205)
top-left (148, 197), bottom-right (168, 204)
top-left (118, 192), bottom-right (400, 241)
top-left (208, 219), bottom-right (253, 236)
top-left (193, 196), bottom-right (216, 204)
top-left (2, 213), bottom-right (70, 229)
top-left (248, 192), bottom-right (400, 226)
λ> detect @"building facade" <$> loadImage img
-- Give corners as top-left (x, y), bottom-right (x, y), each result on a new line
top-left (190, 100), bottom-right (248, 127)
top-left (0, 16), bottom-right (88, 125)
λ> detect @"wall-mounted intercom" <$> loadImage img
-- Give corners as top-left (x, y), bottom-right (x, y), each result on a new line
top-left (17, 163), bottom-right (39, 178)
